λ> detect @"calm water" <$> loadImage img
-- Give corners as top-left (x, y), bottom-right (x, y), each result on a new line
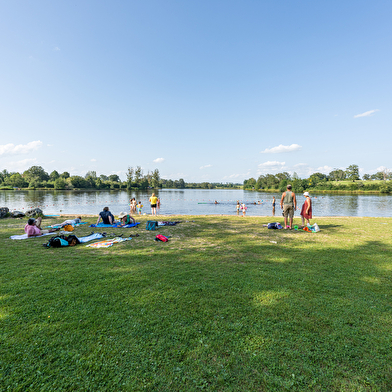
top-left (0, 189), bottom-right (391, 217)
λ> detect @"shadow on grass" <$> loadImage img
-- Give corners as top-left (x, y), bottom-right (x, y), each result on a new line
top-left (1, 219), bottom-right (392, 391)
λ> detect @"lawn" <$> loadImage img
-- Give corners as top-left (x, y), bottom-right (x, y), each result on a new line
top-left (1, 215), bottom-right (391, 391)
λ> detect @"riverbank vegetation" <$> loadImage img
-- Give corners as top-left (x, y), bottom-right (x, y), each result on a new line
top-left (1, 215), bottom-right (391, 391)
top-left (244, 165), bottom-right (392, 194)
top-left (0, 166), bottom-right (240, 191)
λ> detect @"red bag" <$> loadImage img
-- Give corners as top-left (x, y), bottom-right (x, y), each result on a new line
top-left (155, 234), bottom-right (169, 242)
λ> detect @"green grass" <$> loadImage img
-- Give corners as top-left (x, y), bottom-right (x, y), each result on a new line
top-left (1, 215), bottom-right (392, 391)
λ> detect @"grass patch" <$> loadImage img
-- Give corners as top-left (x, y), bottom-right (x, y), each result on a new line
top-left (1, 215), bottom-right (392, 391)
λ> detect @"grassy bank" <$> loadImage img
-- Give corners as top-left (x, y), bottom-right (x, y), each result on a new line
top-left (1, 215), bottom-right (392, 391)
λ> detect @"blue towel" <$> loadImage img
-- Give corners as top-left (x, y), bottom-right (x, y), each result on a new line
top-left (89, 222), bottom-right (140, 228)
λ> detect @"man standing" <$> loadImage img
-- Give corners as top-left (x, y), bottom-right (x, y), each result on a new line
top-left (280, 184), bottom-right (297, 229)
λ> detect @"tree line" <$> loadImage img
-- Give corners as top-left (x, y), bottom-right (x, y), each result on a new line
top-left (0, 166), bottom-right (241, 190)
top-left (243, 165), bottom-right (392, 193)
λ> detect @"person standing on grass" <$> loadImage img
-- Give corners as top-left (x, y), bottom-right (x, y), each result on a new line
top-left (149, 193), bottom-right (158, 216)
top-left (280, 184), bottom-right (297, 229)
top-left (24, 217), bottom-right (58, 237)
top-left (300, 192), bottom-right (312, 227)
top-left (97, 206), bottom-right (115, 225)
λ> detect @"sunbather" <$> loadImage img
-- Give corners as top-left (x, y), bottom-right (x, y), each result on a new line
top-left (24, 218), bottom-right (58, 237)
top-left (118, 212), bottom-right (136, 226)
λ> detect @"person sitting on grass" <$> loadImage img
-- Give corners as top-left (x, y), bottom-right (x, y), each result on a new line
top-left (97, 207), bottom-right (115, 225)
top-left (117, 212), bottom-right (135, 226)
top-left (24, 217), bottom-right (58, 237)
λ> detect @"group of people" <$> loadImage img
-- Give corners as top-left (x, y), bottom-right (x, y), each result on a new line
top-left (280, 184), bottom-right (312, 229)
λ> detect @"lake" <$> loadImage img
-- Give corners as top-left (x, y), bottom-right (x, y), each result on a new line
top-left (1, 189), bottom-right (391, 218)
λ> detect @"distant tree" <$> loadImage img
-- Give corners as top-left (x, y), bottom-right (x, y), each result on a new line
top-left (60, 171), bottom-right (70, 179)
top-left (243, 178), bottom-right (256, 189)
top-left (68, 176), bottom-right (88, 188)
top-left (85, 171), bottom-right (97, 179)
top-left (345, 165), bottom-right (360, 181)
top-left (108, 174), bottom-right (120, 182)
top-left (54, 178), bottom-right (67, 189)
top-left (23, 166), bottom-right (49, 182)
top-left (177, 178), bottom-right (186, 189)
top-left (99, 174), bottom-right (109, 181)
top-left (371, 172), bottom-right (383, 180)
top-left (151, 169), bottom-right (160, 188)
top-left (362, 174), bottom-right (371, 181)
top-left (49, 170), bottom-right (60, 181)
top-left (328, 169), bottom-right (346, 181)
top-left (276, 172), bottom-right (291, 182)
top-left (126, 167), bottom-right (134, 184)
top-left (5, 173), bottom-right (28, 188)
top-left (134, 166), bottom-right (143, 186)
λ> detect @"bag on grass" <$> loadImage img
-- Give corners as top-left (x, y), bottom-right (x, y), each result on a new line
top-left (63, 224), bottom-right (74, 232)
top-left (146, 221), bottom-right (158, 231)
top-left (268, 222), bottom-right (283, 229)
top-left (155, 234), bottom-right (169, 242)
top-left (44, 235), bottom-right (69, 248)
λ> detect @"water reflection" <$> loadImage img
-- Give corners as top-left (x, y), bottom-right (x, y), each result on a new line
top-left (0, 189), bottom-right (391, 218)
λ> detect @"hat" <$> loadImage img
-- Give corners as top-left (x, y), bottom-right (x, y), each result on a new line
top-left (118, 212), bottom-right (127, 219)
top-left (303, 192), bottom-right (310, 197)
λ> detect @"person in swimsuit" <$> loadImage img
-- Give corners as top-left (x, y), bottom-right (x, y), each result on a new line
top-left (272, 196), bottom-right (276, 216)
top-left (149, 193), bottom-right (158, 216)
top-left (236, 201), bottom-right (240, 215)
top-left (97, 207), bottom-right (115, 225)
top-left (137, 201), bottom-right (143, 215)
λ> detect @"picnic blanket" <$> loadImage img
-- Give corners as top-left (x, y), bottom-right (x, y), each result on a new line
top-left (89, 222), bottom-right (140, 228)
top-left (86, 237), bottom-right (132, 248)
top-left (10, 232), bottom-right (64, 240)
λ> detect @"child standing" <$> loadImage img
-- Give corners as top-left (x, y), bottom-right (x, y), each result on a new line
top-left (137, 201), bottom-right (143, 215)
top-left (241, 202), bottom-right (246, 217)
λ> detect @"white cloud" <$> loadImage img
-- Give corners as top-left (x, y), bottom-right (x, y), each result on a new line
top-left (316, 165), bottom-right (333, 174)
top-left (91, 158), bottom-right (97, 162)
top-left (153, 158), bottom-right (165, 163)
top-left (258, 161), bottom-right (286, 167)
top-left (6, 158), bottom-right (37, 171)
top-left (53, 47), bottom-right (60, 51)
top-left (354, 109), bottom-right (379, 118)
top-left (200, 164), bottom-right (212, 169)
top-left (0, 140), bottom-right (43, 156)
top-left (261, 144), bottom-right (302, 154)
top-left (294, 163), bottom-right (308, 167)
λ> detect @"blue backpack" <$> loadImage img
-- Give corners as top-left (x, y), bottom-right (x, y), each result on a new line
top-left (267, 222), bottom-right (283, 230)
top-left (146, 221), bottom-right (158, 231)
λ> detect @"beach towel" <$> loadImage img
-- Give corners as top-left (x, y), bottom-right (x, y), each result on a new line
top-left (78, 233), bottom-right (105, 243)
top-left (10, 232), bottom-right (63, 240)
top-left (157, 221), bottom-right (181, 226)
top-left (89, 222), bottom-right (140, 228)
top-left (86, 237), bottom-right (132, 248)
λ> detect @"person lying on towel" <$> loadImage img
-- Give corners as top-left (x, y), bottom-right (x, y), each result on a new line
top-left (117, 212), bottom-right (136, 226)
top-left (97, 207), bottom-right (115, 225)
top-left (25, 218), bottom-right (59, 237)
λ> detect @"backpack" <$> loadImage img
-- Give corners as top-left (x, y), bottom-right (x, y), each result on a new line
top-left (43, 234), bottom-right (81, 248)
top-left (146, 221), bottom-right (158, 231)
top-left (44, 235), bottom-right (69, 248)
top-left (155, 234), bottom-right (169, 242)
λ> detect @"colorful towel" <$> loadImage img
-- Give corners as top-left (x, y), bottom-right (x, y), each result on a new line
top-left (89, 222), bottom-right (140, 228)
top-left (86, 237), bottom-right (132, 248)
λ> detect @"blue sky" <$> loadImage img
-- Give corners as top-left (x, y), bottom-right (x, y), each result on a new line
top-left (1, 0), bottom-right (391, 182)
